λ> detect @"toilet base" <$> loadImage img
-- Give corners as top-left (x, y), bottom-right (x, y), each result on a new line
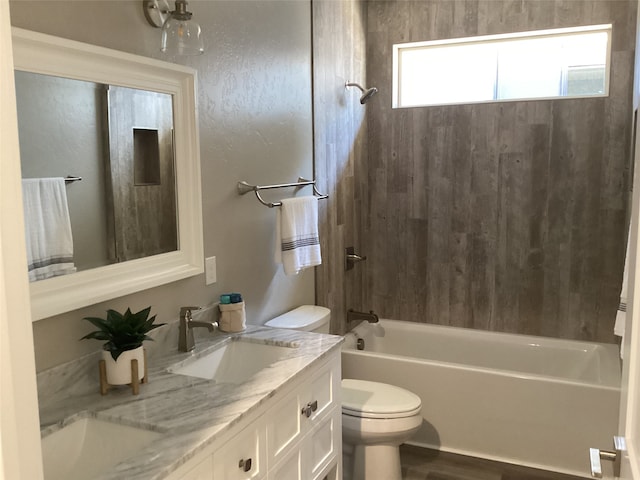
top-left (345, 442), bottom-right (402, 480)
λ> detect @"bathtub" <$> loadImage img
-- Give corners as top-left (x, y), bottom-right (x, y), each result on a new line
top-left (341, 319), bottom-right (621, 477)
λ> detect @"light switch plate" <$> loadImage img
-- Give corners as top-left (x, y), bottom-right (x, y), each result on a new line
top-left (205, 256), bottom-right (216, 285)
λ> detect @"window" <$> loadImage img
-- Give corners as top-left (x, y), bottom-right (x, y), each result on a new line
top-left (393, 24), bottom-right (611, 108)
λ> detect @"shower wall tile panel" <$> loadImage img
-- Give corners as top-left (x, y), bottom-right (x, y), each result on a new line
top-left (365, 0), bottom-right (636, 342)
top-left (313, 0), bottom-right (368, 334)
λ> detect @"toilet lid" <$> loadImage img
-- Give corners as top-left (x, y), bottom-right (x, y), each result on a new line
top-left (342, 379), bottom-right (422, 419)
top-left (265, 306), bottom-right (330, 331)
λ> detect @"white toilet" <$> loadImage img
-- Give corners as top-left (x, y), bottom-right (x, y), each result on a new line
top-left (341, 379), bottom-right (422, 480)
top-left (266, 306), bottom-right (423, 480)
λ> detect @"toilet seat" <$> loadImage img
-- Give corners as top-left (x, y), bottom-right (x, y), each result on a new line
top-left (342, 379), bottom-right (422, 419)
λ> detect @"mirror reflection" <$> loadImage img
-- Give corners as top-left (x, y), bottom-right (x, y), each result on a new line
top-left (15, 71), bottom-right (178, 281)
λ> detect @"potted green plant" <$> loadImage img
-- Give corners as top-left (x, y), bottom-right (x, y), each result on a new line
top-left (81, 306), bottom-right (164, 385)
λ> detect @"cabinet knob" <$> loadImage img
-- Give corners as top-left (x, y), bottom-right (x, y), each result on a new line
top-left (238, 458), bottom-right (252, 472)
top-left (301, 400), bottom-right (318, 418)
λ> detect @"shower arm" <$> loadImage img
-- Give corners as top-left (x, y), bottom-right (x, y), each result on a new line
top-left (345, 82), bottom-right (366, 93)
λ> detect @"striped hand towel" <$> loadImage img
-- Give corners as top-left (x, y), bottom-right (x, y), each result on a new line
top-left (614, 232), bottom-right (630, 359)
top-left (275, 196), bottom-right (321, 275)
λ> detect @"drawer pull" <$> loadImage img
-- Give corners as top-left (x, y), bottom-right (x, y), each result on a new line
top-left (301, 400), bottom-right (319, 418)
top-left (238, 458), bottom-right (252, 472)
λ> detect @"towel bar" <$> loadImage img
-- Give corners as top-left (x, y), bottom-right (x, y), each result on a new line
top-left (237, 177), bottom-right (328, 208)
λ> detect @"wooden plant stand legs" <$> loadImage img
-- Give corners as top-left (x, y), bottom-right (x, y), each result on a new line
top-left (98, 349), bottom-right (148, 395)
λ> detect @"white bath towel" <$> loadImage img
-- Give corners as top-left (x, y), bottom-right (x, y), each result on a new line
top-left (22, 178), bottom-right (76, 282)
top-left (614, 230), bottom-right (630, 359)
top-left (274, 196), bottom-right (321, 275)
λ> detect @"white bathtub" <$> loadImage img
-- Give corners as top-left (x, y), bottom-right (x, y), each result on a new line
top-left (341, 319), bottom-right (621, 477)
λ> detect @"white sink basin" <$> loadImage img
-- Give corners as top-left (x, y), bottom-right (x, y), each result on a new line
top-left (42, 417), bottom-right (161, 480)
top-left (168, 339), bottom-right (296, 384)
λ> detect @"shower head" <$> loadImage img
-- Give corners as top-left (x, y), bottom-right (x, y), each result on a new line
top-left (359, 86), bottom-right (378, 104)
top-left (346, 82), bottom-right (379, 104)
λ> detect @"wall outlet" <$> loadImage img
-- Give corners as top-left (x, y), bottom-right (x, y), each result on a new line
top-left (205, 256), bottom-right (217, 285)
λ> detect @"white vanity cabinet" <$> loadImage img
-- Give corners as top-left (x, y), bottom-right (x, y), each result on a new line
top-left (168, 349), bottom-right (341, 480)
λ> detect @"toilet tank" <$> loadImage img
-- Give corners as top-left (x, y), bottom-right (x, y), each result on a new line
top-left (265, 305), bottom-right (331, 333)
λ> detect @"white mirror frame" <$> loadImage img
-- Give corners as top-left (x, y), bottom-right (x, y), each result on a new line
top-left (12, 28), bottom-right (204, 321)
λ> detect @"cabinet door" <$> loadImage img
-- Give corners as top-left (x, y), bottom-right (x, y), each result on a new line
top-left (213, 423), bottom-right (266, 480)
top-left (268, 446), bottom-right (303, 480)
top-left (180, 456), bottom-right (214, 480)
top-left (305, 409), bottom-right (340, 479)
top-left (267, 388), bottom-right (302, 466)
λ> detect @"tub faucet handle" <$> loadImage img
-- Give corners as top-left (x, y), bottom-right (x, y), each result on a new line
top-left (345, 246), bottom-right (367, 271)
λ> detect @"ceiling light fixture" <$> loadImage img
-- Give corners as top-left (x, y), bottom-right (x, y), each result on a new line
top-left (143, 0), bottom-right (204, 56)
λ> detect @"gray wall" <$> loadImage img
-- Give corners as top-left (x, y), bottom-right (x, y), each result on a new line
top-left (10, 0), bottom-right (315, 370)
top-left (364, 0), bottom-right (636, 342)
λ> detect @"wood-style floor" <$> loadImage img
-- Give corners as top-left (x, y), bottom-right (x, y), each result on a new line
top-left (400, 446), bottom-right (589, 480)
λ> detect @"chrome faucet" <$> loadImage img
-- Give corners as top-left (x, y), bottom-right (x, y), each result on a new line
top-left (347, 309), bottom-right (379, 324)
top-left (178, 306), bottom-right (217, 352)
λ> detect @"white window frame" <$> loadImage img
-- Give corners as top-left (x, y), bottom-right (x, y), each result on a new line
top-left (392, 24), bottom-right (612, 109)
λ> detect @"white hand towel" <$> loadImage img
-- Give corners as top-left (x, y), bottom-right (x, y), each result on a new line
top-left (22, 178), bottom-right (76, 282)
top-left (274, 196), bottom-right (321, 275)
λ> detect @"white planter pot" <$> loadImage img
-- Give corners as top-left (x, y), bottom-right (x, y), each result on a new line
top-left (101, 346), bottom-right (145, 385)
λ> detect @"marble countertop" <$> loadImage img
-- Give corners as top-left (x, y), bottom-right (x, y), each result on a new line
top-left (37, 322), bottom-right (343, 480)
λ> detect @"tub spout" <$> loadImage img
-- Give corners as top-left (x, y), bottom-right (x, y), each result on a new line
top-left (347, 309), bottom-right (379, 324)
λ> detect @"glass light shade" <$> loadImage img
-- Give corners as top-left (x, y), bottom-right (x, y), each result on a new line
top-left (161, 16), bottom-right (204, 55)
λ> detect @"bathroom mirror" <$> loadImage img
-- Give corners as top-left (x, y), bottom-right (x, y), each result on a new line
top-left (12, 27), bottom-right (204, 321)
top-left (16, 72), bottom-right (178, 274)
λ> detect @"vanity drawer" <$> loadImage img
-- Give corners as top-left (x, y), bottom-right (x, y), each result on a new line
top-left (213, 422), bottom-right (266, 480)
top-left (302, 359), bottom-right (338, 423)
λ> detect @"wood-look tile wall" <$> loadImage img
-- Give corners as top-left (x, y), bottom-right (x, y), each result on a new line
top-left (365, 0), bottom-right (636, 342)
top-left (107, 87), bottom-right (177, 263)
top-left (313, 0), bottom-right (368, 334)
